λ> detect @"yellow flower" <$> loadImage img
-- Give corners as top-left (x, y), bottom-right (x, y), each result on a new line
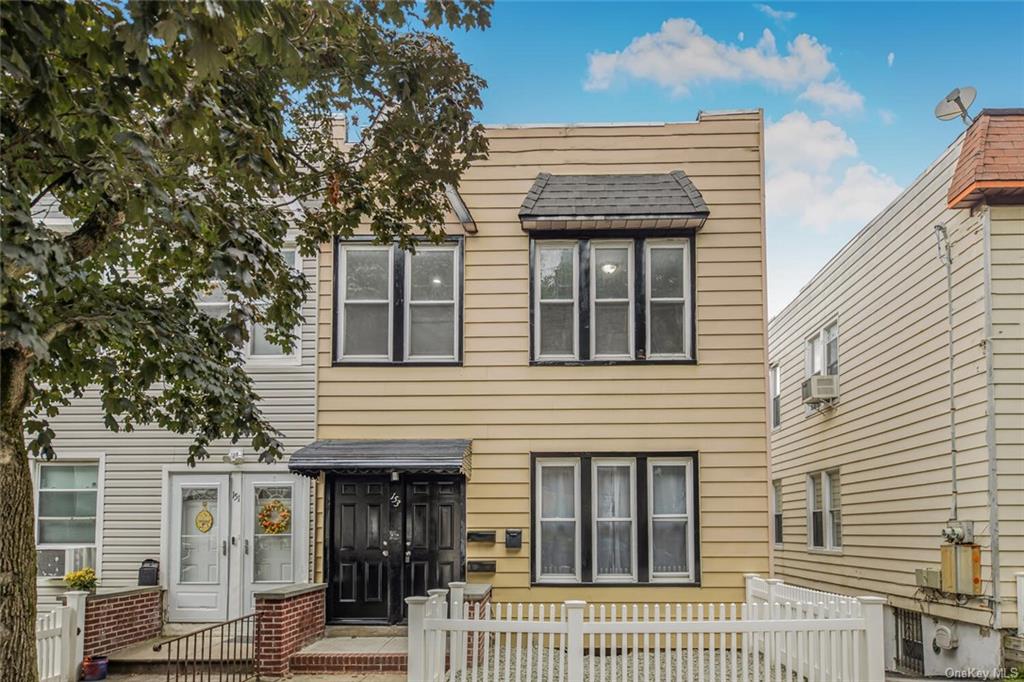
top-left (64, 567), bottom-right (97, 591)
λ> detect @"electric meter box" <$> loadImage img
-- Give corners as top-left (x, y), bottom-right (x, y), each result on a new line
top-left (940, 543), bottom-right (981, 595)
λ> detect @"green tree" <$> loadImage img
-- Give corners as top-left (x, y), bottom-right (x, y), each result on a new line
top-left (0, 1), bottom-right (489, 676)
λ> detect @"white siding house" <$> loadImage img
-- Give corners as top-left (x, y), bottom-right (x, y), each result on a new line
top-left (768, 109), bottom-right (1024, 674)
top-left (32, 212), bottom-right (317, 622)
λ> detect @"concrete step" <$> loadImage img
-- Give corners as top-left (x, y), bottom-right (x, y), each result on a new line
top-left (325, 625), bottom-right (407, 638)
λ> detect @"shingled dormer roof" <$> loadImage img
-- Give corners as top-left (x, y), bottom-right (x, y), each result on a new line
top-left (518, 171), bottom-right (710, 231)
top-left (948, 108), bottom-right (1024, 209)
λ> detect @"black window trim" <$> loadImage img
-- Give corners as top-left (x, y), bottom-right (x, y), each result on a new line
top-left (529, 451), bottom-right (702, 587)
top-left (529, 229), bottom-right (697, 366)
top-left (331, 235), bottom-right (465, 367)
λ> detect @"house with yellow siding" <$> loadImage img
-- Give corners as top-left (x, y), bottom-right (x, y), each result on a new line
top-left (767, 108), bottom-right (1024, 675)
top-left (287, 109), bottom-right (773, 624)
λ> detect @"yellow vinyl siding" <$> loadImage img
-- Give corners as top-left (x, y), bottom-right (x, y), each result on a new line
top-left (314, 112), bottom-right (770, 604)
top-left (770, 136), bottom-right (1021, 630)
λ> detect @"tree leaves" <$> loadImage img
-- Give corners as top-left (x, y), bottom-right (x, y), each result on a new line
top-left (1, 0), bottom-right (491, 464)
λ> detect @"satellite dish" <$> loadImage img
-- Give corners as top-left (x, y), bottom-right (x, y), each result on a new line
top-left (934, 86), bottom-right (977, 125)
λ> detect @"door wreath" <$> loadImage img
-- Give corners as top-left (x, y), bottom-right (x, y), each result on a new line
top-left (257, 499), bottom-right (291, 534)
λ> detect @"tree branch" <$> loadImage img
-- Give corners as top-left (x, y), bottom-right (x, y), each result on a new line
top-left (29, 172), bottom-right (72, 209)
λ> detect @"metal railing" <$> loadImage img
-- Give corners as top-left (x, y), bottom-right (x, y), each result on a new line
top-left (153, 613), bottom-right (260, 681)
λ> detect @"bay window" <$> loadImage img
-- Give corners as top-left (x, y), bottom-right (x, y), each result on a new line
top-left (532, 236), bottom-right (694, 363)
top-left (334, 239), bottom-right (462, 364)
top-left (533, 453), bottom-right (698, 585)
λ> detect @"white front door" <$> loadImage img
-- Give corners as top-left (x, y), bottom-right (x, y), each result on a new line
top-left (241, 474), bottom-right (302, 613)
top-left (168, 475), bottom-right (231, 622)
top-left (168, 471), bottom-right (307, 622)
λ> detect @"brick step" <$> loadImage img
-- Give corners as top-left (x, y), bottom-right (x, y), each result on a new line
top-left (289, 651), bottom-right (408, 673)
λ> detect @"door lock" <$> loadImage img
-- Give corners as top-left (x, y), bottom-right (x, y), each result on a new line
top-left (382, 550), bottom-right (390, 557)
top-left (405, 550), bottom-right (412, 564)
top-left (221, 541), bottom-right (228, 556)
top-left (244, 538), bottom-right (250, 555)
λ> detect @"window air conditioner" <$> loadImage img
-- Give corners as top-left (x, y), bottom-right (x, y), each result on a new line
top-left (802, 375), bottom-right (839, 404)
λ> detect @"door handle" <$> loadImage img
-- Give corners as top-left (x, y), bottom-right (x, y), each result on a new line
top-left (382, 550), bottom-right (389, 557)
top-left (244, 539), bottom-right (250, 555)
top-left (222, 541), bottom-right (228, 556)
top-left (405, 550), bottom-right (411, 564)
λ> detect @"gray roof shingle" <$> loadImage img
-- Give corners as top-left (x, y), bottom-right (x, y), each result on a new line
top-left (287, 439), bottom-right (472, 477)
top-left (518, 171), bottom-right (709, 231)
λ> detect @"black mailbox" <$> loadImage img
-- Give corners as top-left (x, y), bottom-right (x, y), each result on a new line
top-left (505, 528), bottom-right (522, 549)
top-left (138, 559), bottom-right (159, 586)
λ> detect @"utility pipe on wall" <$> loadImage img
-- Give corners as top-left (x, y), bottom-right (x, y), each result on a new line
top-left (933, 224), bottom-right (958, 522)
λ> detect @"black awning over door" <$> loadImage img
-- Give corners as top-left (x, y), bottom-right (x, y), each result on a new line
top-left (287, 439), bottom-right (472, 477)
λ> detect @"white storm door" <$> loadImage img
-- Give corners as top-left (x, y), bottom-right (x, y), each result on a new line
top-left (241, 474), bottom-right (304, 613)
top-left (168, 475), bottom-right (231, 622)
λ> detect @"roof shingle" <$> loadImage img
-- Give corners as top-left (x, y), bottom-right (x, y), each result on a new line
top-left (518, 171), bottom-right (709, 231)
top-left (948, 109), bottom-right (1024, 209)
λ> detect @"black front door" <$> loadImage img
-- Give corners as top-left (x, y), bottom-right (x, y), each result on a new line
top-left (327, 477), bottom-right (392, 622)
top-left (405, 478), bottom-right (466, 599)
top-left (326, 474), bottom-right (465, 624)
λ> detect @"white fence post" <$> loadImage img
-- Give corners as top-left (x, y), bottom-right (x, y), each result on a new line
top-left (744, 573), bottom-right (758, 605)
top-left (448, 582), bottom-right (465, 670)
top-left (426, 589), bottom-right (449, 680)
top-left (859, 596), bottom-right (887, 682)
top-left (765, 578), bottom-right (783, 605)
top-left (64, 591), bottom-right (88, 682)
top-left (406, 596), bottom-right (429, 682)
top-left (1016, 572), bottom-right (1024, 636)
top-left (565, 601), bottom-right (586, 682)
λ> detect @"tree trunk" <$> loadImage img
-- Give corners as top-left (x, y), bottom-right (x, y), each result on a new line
top-left (0, 348), bottom-right (39, 682)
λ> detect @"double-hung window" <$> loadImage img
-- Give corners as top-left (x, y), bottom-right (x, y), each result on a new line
top-left (534, 453), bottom-right (698, 585)
top-left (806, 321), bottom-right (839, 377)
top-left (532, 236), bottom-right (693, 363)
top-left (535, 242), bottom-right (578, 360)
top-left (807, 470), bottom-right (841, 550)
top-left (335, 240), bottom-right (461, 364)
top-left (249, 248), bottom-right (302, 363)
top-left (646, 240), bottom-right (691, 359)
top-left (536, 459), bottom-right (581, 582)
top-left (35, 460), bottom-right (103, 578)
top-left (772, 479), bottom-right (783, 546)
top-left (590, 242), bottom-right (633, 359)
top-left (769, 364), bottom-right (781, 428)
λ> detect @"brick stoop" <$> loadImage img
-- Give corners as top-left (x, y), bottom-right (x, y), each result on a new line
top-left (288, 651), bottom-right (408, 673)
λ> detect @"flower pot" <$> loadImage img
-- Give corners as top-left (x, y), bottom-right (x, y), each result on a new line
top-left (82, 655), bottom-right (108, 681)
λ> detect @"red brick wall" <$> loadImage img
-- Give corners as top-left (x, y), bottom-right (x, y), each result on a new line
top-left (255, 584), bottom-right (326, 677)
top-left (80, 587), bottom-right (163, 657)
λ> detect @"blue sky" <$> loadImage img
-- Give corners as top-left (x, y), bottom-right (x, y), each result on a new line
top-left (442, 1), bottom-right (1024, 314)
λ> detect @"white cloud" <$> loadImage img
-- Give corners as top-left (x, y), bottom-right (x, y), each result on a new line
top-left (798, 79), bottom-right (865, 114)
top-left (887, 51), bottom-right (895, 67)
top-left (585, 18), bottom-right (836, 96)
top-left (738, 31), bottom-right (745, 42)
top-left (756, 4), bottom-right (796, 22)
top-left (765, 112), bottom-right (902, 234)
top-left (879, 109), bottom-right (896, 125)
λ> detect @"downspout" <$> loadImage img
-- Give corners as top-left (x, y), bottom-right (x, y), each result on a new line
top-left (933, 224), bottom-right (958, 521)
top-left (981, 207), bottom-right (1002, 625)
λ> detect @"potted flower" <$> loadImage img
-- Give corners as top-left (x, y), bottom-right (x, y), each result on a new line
top-left (64, 567), bottom-right (97, 592)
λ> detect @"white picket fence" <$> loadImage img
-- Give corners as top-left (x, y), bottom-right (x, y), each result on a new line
top-left (36, 592), bottom-right (87, 682)
top-left (407, 579), bottom-right (885, 682)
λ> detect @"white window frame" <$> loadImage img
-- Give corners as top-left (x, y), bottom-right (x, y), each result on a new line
top-left (806, 470), bottom-right (841, 551)
top-left (589, 240), bottom-right (635, 361)
top-left (33, 454), bottom-right (106, 584)
top-left (805, 321), bottom-right (839, 378)
top-left (772, 479), bottom-right (783, 548)
top-left (826, 469), bottom-right (842, 549)
top-left (769, 363), bottom-right (781, 429)
top-left (647, 457), bottom-right (695, 582)
top-left (535, 457), bottom-right (582, 584)
top-left (404, 244), bottom-right (460, 362)
top-left (534, 241), bottom-right (579, 361)
top-left (591, 458), bottom-right (637, 582)
top-left (645, 239), bottom-right (692, 360)
top-left (247, 246), bottom-right (303, 366)
top-left (336, 243), bottom-right (394, 362)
